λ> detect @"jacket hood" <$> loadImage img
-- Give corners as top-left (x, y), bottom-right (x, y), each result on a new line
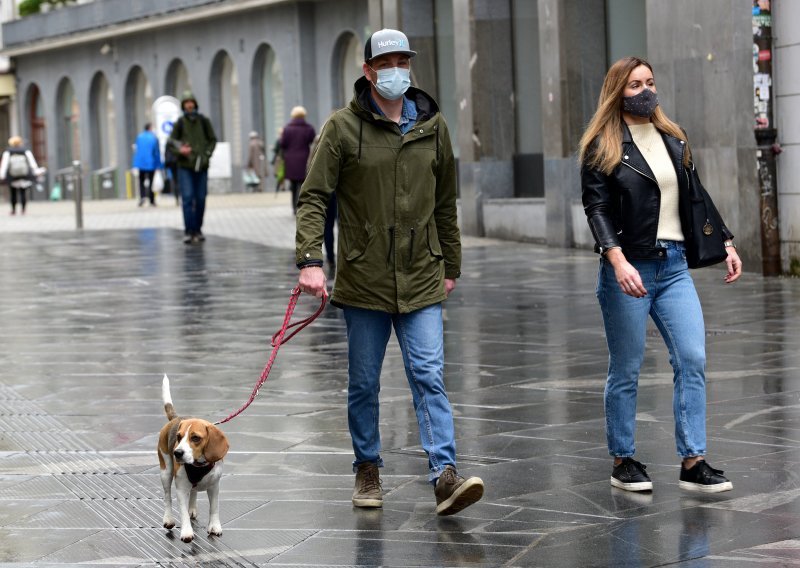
top-left (350, 76), bottom-right (439, 122)
top-left (180, 90), bottom-right (199, 111)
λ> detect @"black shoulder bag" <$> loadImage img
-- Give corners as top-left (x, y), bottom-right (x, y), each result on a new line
top-left (684, 164), bottom-right (728, 269)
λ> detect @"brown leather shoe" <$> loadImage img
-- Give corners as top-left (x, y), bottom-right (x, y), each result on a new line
top-left (434, 465), bottom-right (484, 515)
top-left (352, 462), bottom-right (383, 508)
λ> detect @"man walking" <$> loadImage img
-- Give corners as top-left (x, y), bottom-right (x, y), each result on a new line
top-left (132, 123), bottom-right (162, 207)
top-left (295, 29), bottom-right (484, 516)
top-left (168, 91), bottom-right (217, 244)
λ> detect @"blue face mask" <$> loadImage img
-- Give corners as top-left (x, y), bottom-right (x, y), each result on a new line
top-left (371, 67), bottom-right (411, 101)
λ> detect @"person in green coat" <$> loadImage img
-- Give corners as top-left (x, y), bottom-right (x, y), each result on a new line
top-left (168, 91), bottom-right (217, 244)
top-left (295, 28), bottom-right (484, 516)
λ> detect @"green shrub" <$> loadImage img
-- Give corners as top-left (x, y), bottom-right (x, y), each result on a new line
top-left (18, 0), bottom-right (43, 17)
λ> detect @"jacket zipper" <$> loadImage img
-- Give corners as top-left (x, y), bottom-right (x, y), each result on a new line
top-left (387, 226), bottom-right (395, 266)
top-left (408, 227), bottom-right (416, 267)
top-left (620, 160), bottom-right (657, 184)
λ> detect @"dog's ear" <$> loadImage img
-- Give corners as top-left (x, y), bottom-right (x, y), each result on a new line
top-left (204, 424), bottom-right (229, 463)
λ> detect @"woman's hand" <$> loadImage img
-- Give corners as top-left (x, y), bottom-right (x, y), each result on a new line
top-left (724, 246), bottom-right (742, 284)
top-left (606, 249), bottom-right (648, 298)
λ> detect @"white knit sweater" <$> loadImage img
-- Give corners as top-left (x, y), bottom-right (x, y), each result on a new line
top-left (628, 123), bottom-right (684, 242)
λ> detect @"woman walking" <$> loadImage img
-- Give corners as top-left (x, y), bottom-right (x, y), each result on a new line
top-left (579, 57), bottom-right (742, 493)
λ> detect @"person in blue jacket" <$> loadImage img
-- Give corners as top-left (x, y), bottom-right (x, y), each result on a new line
top-left (132, 123), bottom-right (163, 206)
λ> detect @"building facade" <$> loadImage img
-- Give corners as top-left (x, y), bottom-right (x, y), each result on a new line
top-left (1, 0), bottom-right (796, 274)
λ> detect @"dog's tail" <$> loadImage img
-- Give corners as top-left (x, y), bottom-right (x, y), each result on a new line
top-left (162, 374), bottom-right (178, 421)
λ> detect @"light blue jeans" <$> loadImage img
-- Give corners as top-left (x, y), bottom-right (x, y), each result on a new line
top-left (343, 303), bottom-right (456, 482)
top-left (177, 168), bottom-right (208, 235)
top-left (596, 240), bottom-right (707, 459)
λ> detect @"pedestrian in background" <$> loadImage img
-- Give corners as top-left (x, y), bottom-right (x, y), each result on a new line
top-left (169, 91), bottom-right (217, 244)
top-left (132, 123), bottom-right (162, 207)
top-left (163, 144), bottom-right (180, 205)
top-left (0, 136), bottom-right (38, 216)
top-left (270, 127), bottom-right (286, 193)
top-left (280, 106), bottom-right (315, 214)
top-left (580, 56), bottom-right (742, 494)
top-left (295, 29), bottom-right (484, 516)
top-left (246, 131), bottom-right (267, 192)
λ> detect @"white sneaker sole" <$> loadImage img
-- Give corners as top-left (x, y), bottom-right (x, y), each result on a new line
top-left (610, 477), bottom-right (653, 492)
top-left (436, 477), bottom-right (484, 516)
top-left (352, 496), bottom-right (383, 508)
top-left (679, 480), bottom-right (733, 493)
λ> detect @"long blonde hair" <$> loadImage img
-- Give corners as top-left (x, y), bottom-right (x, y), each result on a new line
top-left (578, 57), bottom-right (690, 174)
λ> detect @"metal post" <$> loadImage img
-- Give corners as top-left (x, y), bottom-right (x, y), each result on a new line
top-left (72, 160), bottom-right (83, 230)
top-left (753, 3), bottom-right (781, 275)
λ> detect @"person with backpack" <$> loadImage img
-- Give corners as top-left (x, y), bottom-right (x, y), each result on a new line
top-left (0, 136), bottom-right (39, 215)
top-left (168, 91), bottom-right (217, 244)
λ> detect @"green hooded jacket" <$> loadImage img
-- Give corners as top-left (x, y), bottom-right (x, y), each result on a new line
top-left (168, 93), bottom-right (217, 171)
top-left (296, 77), bottom-right (461, 314)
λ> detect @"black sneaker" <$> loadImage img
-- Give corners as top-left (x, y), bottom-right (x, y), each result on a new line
top-left (679, 461), bottom-right (732, 493)
top-left (434, 465), bottom-right (484, 516)
top-left (611, 458), bottom-right (653, 492)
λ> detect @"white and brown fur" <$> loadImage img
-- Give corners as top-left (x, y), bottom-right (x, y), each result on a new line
top-left (158, 375), bottom-right (229, 543)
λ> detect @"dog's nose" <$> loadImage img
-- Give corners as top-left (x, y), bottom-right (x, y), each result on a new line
top-left (173, 449), bottom-right (184, 459)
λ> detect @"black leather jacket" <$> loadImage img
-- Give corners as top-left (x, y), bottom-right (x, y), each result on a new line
top-left (581, 125), bottom-right (732, 260)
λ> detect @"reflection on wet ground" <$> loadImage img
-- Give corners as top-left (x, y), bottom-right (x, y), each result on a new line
top-left (1, 228), bottom-right (799, 566)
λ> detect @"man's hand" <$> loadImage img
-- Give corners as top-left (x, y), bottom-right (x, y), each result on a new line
top-left (298, 266), bottom-right (328, 298)
top-left (179, 144), bottom-right (192, 157)
top-left (445, 278), bottom-right (456, 297)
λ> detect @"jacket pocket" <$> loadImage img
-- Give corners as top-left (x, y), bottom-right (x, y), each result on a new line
top-left (342, 223), bottom-right (371, 262)
top-left (426, 219), bottom-right (443, 261)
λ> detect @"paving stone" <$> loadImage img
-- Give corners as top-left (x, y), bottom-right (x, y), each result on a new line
top-left (0, 197), bottom-right (798, 565)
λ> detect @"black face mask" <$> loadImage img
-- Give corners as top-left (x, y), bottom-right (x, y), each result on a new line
top-left (622, 88), bottom-right (658, 117)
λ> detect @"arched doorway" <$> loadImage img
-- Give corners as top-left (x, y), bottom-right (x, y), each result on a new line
top-left (125, 65), bottom-right (153, 164)
top-left (165, 58), bottom-right (191, 98)
top-left (55, 78), bottom-right (80, 168)
top-left (252, 44), bottom-right (284, 150)
top-left (210, 50), bottom-right (240, 162)
top-left (89, 71), bottom-right (117, 170)
top-left (25, 84), bottom-right (47, 166)
top-left (332, 32), bottom-right (362, 109)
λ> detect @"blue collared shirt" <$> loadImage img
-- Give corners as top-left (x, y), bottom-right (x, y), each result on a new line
top-left (369, 93), bottom-right (418, 135)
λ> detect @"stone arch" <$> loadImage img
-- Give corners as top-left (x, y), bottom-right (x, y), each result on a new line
top-left (210, 49), bottom-right (241, 162)
top-left (24, 83), bottom-right (47, 166)
top-left (125, 65), bottom-right (154, 164)
top-left (164, 58), bottom-right (191, 98)
top-left (55, 77), bottom-right (80, 168)
top-left (332, 31), bottom-right (362, 109)
top-left (88, 71), bottom-right (117, 170)
top-left (251, 43), bottom-right (284, 150)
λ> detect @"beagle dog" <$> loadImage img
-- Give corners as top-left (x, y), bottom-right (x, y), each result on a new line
top-left (158, 375), bottom-right (229, 543)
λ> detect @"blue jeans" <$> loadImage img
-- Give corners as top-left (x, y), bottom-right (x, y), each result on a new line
top-left (596, 240), bottom-right (707, 459)
top-left (177, 168), bottom-right (208, 235)
top-left (343, 303), bottom-right (456, 482)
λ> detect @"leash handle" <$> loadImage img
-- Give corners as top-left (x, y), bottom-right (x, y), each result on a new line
top-left (215, 287), bottom-right (326, 425)
top-left (271, 287), bottom-right (327, 346)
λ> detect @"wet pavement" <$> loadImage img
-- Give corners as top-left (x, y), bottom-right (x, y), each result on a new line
top-left (1, 196), bottom-right (800, 566)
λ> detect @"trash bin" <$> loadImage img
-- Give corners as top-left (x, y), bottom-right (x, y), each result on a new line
top-left (54, 167), bottom-right (78, 201)
top-left (91, 167), bottom-right (118, 199)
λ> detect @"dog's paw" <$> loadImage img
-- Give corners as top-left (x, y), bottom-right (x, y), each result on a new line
top-left (189, 508), bottom-right (198, 520)
top-left (163, 517), bottom-right (176, 530)
top-left (207, 523), bottom-right (222, 537)
top-left (180, 529), bottom-right (194, 543)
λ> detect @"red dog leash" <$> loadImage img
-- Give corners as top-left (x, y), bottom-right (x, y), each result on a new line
top-left (215, 286), bottom-right (326, 425)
